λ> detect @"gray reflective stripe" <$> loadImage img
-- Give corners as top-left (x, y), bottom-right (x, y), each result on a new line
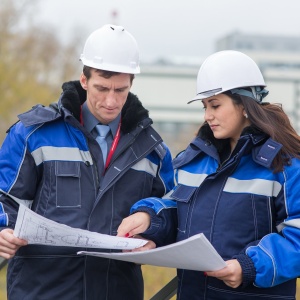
top-left (224, 177), bottom-right (282, 197)
top-left (200, 88), bottom-right (222, 97)
top-left (131, 158), bottom-right (157, 177)
top-left (177, 170), bottom-right (207, 187)
top-left (31, 146), bottom-right (93, 166)
top-left (277, 218), bottom-right (300, 232)
top-left (162, 190), bottom-right (174, 199)
top-left (0, 189), bottom-right (32, 208)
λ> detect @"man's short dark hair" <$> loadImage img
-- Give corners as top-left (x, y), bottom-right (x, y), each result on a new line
top-left (83, 66), bottom-right (134, 83)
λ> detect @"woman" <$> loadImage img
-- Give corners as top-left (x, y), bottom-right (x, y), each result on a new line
top-left (117, 50), bottom-right (300, 299)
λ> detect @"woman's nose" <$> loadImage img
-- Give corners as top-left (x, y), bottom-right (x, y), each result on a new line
top-left (204, 109), bottom-right (213, 121)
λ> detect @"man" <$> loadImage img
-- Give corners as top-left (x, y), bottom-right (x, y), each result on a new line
top-left (0, 24), bottom-right (174, 300)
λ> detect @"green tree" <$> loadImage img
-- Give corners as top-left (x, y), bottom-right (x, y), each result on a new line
top-left (0, 0), bottom-right (82, 141)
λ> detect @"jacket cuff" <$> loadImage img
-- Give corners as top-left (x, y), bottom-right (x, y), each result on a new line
top-left (131, 207), bottom-right (161, 236)
top-left (234, 254), bottom-right (256, 288)
top-left (131, 207), bottom-right (164, 246)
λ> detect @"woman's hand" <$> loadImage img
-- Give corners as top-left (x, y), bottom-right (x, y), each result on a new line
top-left (117, 212), bottom-right (156, 252)
top-left (0, 228), bottom-right (27, 259)
top-left (205, 259), bottom-right (243, 288)
top-left (117, 212), bottom-right (151, 238)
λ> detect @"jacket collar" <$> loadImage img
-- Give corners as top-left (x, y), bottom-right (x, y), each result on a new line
top-left (59, 81), bottom-right (151, 134)
top-left (17, 81), bottom-right (152, 134)
top-left (196, 123), bottom-right (267, 153)
top-left (173, 123), bottom-right (281, 170)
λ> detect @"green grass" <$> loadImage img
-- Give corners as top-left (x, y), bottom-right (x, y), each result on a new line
top-left (0, 265), bottom-right (299, 299)
top-left (143, 265), bottom-right (177, 299)
top-left (0, 265), bottom-right (6, 299)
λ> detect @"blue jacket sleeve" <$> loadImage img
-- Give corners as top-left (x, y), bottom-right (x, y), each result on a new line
top-left (0, 122), bottom-right (37, 228)
top-left (130, 191), bottom-right (178, 247)
top-left (245, 159), bottom-right (300, 287)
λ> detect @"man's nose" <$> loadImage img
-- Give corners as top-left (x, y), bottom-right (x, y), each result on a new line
top-left (105, 90), bottom-right (117, 106)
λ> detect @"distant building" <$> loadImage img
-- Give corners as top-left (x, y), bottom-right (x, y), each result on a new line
top-left (131, 64), bottom-right (201, 155)
top-left (216, 31), bottom-right (300, 78)
top-left (216, 31), bottom-right (300, 53)
top-left (216, 31), bottom-right (300, 130)
top-left (131, 32), bottom-right (300, 155)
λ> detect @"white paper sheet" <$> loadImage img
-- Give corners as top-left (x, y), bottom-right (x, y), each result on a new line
top-left (14, 204), bottom-right (147, 250)
top-left (78, 233), bottom-right (226, 271)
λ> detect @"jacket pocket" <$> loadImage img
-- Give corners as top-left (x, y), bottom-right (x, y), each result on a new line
top-left (55, 161), bottom-right (81, 208)
top-left (171, 184), bottom-right (196, 234)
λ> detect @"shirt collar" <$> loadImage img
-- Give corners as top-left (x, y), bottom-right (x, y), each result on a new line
top-left (82, 102), bottom-right (121, 137)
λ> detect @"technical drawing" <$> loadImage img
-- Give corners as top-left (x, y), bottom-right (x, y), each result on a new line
top-left (14, 205), bottom-right (147, 250)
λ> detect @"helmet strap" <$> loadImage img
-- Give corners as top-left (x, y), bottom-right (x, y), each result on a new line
top-left (230, 87), bottom-right (269, 103)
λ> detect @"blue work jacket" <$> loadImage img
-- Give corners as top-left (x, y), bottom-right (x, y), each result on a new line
top-left (0, 81), bottom-right (174, 300)
top-left (132, 125), bottom-right (300, 300)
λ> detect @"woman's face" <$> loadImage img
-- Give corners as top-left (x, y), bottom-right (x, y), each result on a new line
top-left (202, 94), bottom-right (251, 150)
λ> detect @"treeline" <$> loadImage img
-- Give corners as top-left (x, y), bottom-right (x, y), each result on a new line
top-left (0, 0), bottom-right (83, 141)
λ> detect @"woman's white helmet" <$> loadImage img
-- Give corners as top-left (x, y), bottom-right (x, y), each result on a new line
top-left (189, 50), bottom-right (268, 103)
top-left (80, 24), bottom-right (140, 74)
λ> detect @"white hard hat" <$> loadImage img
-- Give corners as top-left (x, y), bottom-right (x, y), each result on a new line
top-left (80, 24), bottom-right (140, 74)
top-left (189, 50), bottom-right (267, 103)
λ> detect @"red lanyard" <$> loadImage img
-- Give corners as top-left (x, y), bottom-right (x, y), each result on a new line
top-left (104, 120), bottom-right (121, 172)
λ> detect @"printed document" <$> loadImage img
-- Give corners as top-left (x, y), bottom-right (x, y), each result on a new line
top-left (14, 204), bottom-right (147, 250)
top-left (78, 233), bottom-right (226, 271)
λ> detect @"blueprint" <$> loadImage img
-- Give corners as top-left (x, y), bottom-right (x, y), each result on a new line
top-left (78, 233), bottom-right (226, 272)
top-left (14, 204), bottom-right (147, 250)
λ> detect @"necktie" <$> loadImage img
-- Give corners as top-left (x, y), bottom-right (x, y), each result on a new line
top-left (95, 124), bottom-right (110, 165)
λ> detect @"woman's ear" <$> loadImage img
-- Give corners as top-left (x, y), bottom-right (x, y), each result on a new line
top-left (80, 73), bottom-right (88, 90)
top-left (242, 108), bottom-right (248, 119)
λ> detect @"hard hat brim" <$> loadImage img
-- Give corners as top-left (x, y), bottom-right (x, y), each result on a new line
top-left (188, 88), bottom-right (223, 104)
top-left (80, 57), bottom-right (140, 74)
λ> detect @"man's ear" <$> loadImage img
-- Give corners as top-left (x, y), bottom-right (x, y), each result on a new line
top-left (80, 73), bottom-right (88, 90)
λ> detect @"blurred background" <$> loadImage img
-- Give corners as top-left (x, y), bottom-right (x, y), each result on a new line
top-left (0, 0), bottom-right (300, 298)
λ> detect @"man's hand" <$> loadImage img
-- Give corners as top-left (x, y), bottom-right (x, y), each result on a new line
top-left (205, 259), bottom-right (243, 288)
top-left (117, 212), bottom-right (151, 238)
top-left (0, 228), bottom-right (27, 259)
top-left (124, 235), bottom-right (156, 252)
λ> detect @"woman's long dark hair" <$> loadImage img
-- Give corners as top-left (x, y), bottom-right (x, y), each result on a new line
top-left (227, 92), bottom-right (300, 172)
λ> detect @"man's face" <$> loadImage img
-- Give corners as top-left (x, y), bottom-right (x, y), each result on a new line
top-left (80, 69), bottom-right (132, 124)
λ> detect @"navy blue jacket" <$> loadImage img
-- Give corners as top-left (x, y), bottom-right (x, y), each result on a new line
top-left (132, 125), bottom-right (300, 300)
top-left (0, 81), bottom-right (174, 300)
